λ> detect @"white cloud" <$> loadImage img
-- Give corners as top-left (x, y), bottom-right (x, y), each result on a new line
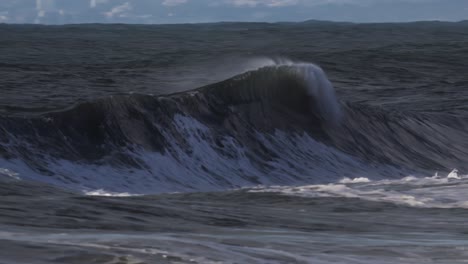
top-left (90, 0), bottom-right (110, 8)
top-left (162, 0), bottom-right (188, 6)
top-left (229, 0), bottom-right (258, 7)
top-left (228, 0), bottom-right (298, 7)
top-left (104, 2), bottom-right (132, 18)
top-left (267, 0), bottom-right (299, 7)
top-left (226, 0), bottom-right (385, 7)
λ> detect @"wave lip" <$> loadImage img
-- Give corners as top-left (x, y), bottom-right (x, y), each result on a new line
top-left (200, 60), bottom-right (342, 124)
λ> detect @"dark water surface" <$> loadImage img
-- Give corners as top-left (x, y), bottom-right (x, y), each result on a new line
top-left (0, 21), bottom-right (468, 263)
top-left (1, 22), bottom-right (467, 115)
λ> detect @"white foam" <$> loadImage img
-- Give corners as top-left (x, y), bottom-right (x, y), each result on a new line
top-left (447, 168), bottom-right (460, 179)
top-left (251, 170), bottom-right (468, 208)
top-left (84, 190), bottom-right (138, 197)
top-left (339, 177), bottom-right (371, 184)
top-left (0, 168), bottom-right (20, 180)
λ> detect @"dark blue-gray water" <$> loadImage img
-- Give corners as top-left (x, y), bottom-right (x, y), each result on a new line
top-left (0, 21), bottom-right (467, 264)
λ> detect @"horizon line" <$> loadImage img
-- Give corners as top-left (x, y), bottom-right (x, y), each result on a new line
top-left (1, 19), bottom-right (467, 26)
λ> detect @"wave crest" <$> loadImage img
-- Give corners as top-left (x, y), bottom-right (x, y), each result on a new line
top-left (200, 62), bottom-right (342, 123)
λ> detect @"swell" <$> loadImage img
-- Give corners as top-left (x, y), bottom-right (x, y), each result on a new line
top-left (333, 103), bottom-right (468, 172)
top-left (0, 63), bottom-right (466, 193)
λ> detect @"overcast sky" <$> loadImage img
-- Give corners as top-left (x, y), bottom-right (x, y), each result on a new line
top-left (0, 0), bottom-right (467, 24)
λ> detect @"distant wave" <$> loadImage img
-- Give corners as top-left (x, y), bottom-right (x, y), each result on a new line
top-left (0, 61), bottom-right (466, 193)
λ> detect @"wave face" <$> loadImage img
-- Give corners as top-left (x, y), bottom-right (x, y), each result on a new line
top-left (0, 61), bottom-right (467, 193)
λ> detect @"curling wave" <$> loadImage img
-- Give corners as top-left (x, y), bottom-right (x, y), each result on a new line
top-left (0, 62), bottom-right (466, 193)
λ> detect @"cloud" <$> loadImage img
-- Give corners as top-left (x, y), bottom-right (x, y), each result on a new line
top-left (104, 2), bottom-right (132, 18)
top-left (225, 0), bottom-right (408, 8)
top-left (162, 0), bottom-right (188, 6)
top-left (228, 0), bottom-right (299, 7)
top-left (228, 0), bottom-right (260, 7)
top-left (0, 0), bottom-right (466, 24)
top-left (268, 0), bottom-right (299, 7)
top-left (90, 0), bottom-right (110, 8)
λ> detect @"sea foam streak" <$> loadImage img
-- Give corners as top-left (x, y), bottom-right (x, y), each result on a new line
top-left (251, 169), bottom-right (468, 208)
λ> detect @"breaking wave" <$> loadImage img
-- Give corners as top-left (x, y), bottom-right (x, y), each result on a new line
top-left (0, 60), bottom-right (467, 194)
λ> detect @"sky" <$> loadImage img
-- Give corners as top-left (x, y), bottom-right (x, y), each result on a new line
top-left (0, 0), bottom-right (467, 24)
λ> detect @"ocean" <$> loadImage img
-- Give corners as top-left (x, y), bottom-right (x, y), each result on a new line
top-left (0, 21), bottom-right (467, 263)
